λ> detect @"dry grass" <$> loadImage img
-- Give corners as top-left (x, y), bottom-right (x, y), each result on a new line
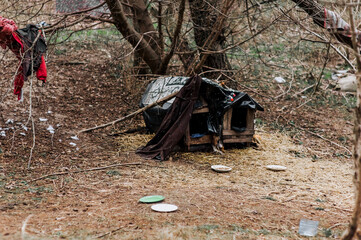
top-left (108, 128), bottom-right (354, 239)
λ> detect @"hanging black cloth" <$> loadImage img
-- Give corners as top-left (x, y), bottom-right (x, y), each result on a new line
top-left (137, 75), bottom-right (202, 160)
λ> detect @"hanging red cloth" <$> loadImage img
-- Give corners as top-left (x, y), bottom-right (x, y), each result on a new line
top-left (0, 16), bottom-right (47, 100)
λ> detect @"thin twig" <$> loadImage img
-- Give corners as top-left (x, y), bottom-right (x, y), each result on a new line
top-left (29, 162), bottom-right (143, 183)
top-left (291, 84), bottom-right (316, 98)
top-left (313, 42), bottom-right (331, 94)
top-left (282, 9), bottom-right (356, 71)
top-left (28, 117), bottom-right (35, 169)
top-left (295, 99), bottom-right (312, 109)
top-left (21, 214), bottom-right (33, 240)
top-left (220, 72), bottom-right (272, 99)
top-left (96, 226), bottom-right (125, 238)
top-left (78, 90), bottom-right (179, 133)
top-left (27, 37), bottom-right (37, 169)
top-left (289, 122), bottom-right (352, 155)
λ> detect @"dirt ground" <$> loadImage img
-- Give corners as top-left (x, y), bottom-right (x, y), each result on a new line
top-left (0, 42), bottom-right (355, 239)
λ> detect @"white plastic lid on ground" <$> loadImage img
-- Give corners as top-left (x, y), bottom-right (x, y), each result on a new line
top-left (151, 204), bottom-right (178, 212)
top-left (266, 165), bottom-right (287, 171)
top-left (211, 165), bottom-right (232, 173)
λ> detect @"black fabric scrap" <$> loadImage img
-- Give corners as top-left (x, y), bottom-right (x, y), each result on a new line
top-left (136, 75), bottom-right (202, 161)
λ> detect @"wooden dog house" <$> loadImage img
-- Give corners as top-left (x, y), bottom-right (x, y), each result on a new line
top-left (138, 76), bottom-right (264, 160)
top-left (184, 96), bottom-right (256, 150)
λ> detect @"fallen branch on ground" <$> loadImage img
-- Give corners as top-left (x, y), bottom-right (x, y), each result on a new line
top-left (289, 122), bottom-right (352, 155)
top-left (78, 91), bottom-right (179, 134)
top-left (29, 162), bottom-right (142, 182)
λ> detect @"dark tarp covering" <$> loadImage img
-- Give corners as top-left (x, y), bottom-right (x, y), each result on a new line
top-left (140, 76), bottom-right (189, 132)
top-left (137, 75), bottom-right (264, 161)
top-left (199, 78), bottom-right (263, 134)
top-left (137, 75), bottom-right (202, 160)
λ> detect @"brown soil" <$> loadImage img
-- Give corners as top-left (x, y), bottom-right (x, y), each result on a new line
top-left (0, 43), bottom-right (354, 239)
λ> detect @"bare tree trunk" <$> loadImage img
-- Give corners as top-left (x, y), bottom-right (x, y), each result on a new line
top-left (342, 6), bottom-right (361, 240)
top-left (157, 0), bottom-right (186, 74)
top-left (105, 0), bottom-right (234, 76)
top-left (131, 0), bottom-right (160, 55)
top-left (188, 0), bottom-right (232, 78)
top-left (132, 4), bottom-right (150, 75)
top-left (105, 0), bottom-right (162, 73)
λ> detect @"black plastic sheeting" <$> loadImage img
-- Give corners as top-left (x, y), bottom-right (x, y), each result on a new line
top-left (140, 76), bottom-right (264, 134)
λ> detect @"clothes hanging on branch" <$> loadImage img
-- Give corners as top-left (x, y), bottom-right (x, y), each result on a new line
top-left (322, 9), bottom-right (360, 49)
top-left (0, 16), bottom-right (47, 100)
top-left (291, 0), bottom-right (361, 50)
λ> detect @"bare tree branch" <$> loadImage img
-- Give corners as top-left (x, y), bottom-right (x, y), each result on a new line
top-left (105, 0), bottom-right (161, 72)
top-left (157, 0), bottom-right (186, 74)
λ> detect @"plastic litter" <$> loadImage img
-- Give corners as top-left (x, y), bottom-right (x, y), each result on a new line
top-left (47, 125), bottom-right (55, 134)
top-left (336, 70), bottom-right (348, 74)
top-left (139, 195), bottom-right (165, 203)
top-left (211, 165), bottom-right (232, 173)
top-left (151, 203), bottom-right (178, 212)
top-left (71, 135), bottom-right (79, 140)
top-left (22, 124), bottom-right (28, 131)
top-left (0, 131), bottom-right (5, 137)
top-left (274, 77), bottom-right (286, 83)
top-left (331, 74), bottom-right (339, 80)
top-left (336, 74), bottom-right (356, 92)
top-left (298, 219), bottom-right (319, 237)
top-left (266, 165), bottom-right (287, 171)
top-left (6, 119), bottom-right (14, 124)
top-left (39, 118), bottom-right (48, 122)
top-left (69, 142), bottom-right (77, 147)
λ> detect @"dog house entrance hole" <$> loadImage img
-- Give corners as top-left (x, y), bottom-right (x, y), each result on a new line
top-left (230, 107), bottom-right (248, 132)
top-left (189, 113), bottom-right (209, 137)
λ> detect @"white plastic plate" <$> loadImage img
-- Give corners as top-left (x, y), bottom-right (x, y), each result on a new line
top-left (151, 204), bottom-right (178, 212)
top-left (211, 165), bottom-right (232, 173)
top-left (266, 165), bottom-right (287, 171)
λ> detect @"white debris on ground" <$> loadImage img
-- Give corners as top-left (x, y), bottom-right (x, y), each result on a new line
top-left (5, 119), bottom-right (14, 124)
top-left (21, 124), bottom-right (28, 131)
top-left (71, 135), bottom-right (79, 140)
top-left (47, 125), bottom-right (55, 134)
top-left (1, 111), bottom-right (79, 152)
top-left (274, 76), bottom-right (286, 83)
top-left (330, 69), bottom-right (356, 92)
top-left (336, 74), bottom-right (356, 92)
